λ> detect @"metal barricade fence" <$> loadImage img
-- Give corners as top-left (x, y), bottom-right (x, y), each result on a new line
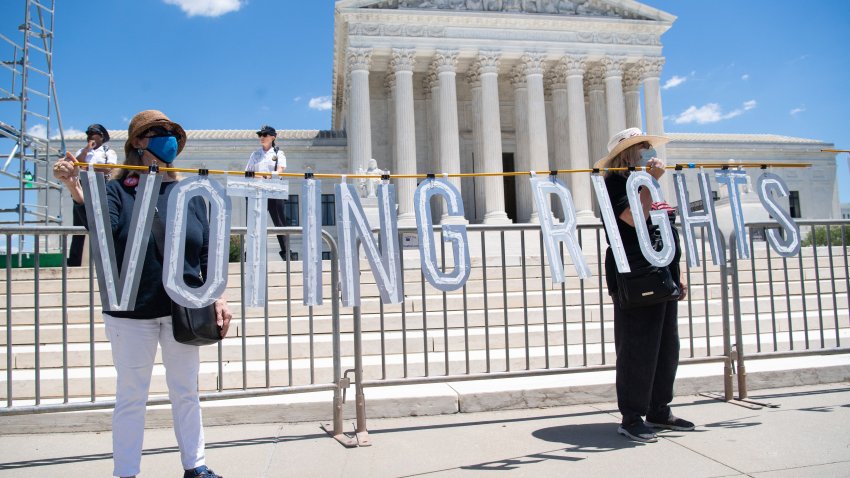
top-left (4, 220), bottom-right (848, 444)
top-left (729, 220), bottom-right (850, 399)
top-left (347, 223), bottom-right (733, 441)
top-left (0, 225), bottom-right (351, 440)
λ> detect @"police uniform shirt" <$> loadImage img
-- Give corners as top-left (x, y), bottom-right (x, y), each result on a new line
top-left (74, 144), bottom-right (118, 166)
top-left (245, 147), bottom-right (286, 174)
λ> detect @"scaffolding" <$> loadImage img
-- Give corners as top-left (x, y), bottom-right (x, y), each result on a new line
top-left (0, 0), bottom-right (65, 254)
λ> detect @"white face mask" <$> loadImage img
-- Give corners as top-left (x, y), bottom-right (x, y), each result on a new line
top-left (638, 147), bottom-right (657, 167)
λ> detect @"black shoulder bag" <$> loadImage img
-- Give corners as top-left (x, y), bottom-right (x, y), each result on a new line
top-left (150, 189), bottom-right (221, 346)
top-left (615, 254), bottom-right (680, 309)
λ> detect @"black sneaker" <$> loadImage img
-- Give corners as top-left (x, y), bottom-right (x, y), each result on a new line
top-left (645, 414), bottom-right (695, 431)
top-left (183, 465), bottom-right (222, 478)
top-left (617, 420), bottom-right (658, 443)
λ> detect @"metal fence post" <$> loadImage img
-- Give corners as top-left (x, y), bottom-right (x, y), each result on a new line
top-left (728, 231), bottom-right (748, 399)
top-left (320, 232), bottom-right (357, 447)
top-left (719, 233), bottom-right (734, 401)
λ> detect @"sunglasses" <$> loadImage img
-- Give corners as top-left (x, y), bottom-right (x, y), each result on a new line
top-left (258, 133), bottom-right (272, 138)
top-left (141, 125), bottom-right (177, 138)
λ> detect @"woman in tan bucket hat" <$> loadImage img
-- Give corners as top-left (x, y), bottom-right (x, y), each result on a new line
top-left (54, 110), bottom-right (230, 478)
top-left (596, 128), bottom-right (695, 444)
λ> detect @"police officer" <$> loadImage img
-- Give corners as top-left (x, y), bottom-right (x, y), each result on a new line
top-left (68, 124), bottom-right (118, 266)
top-left (245, 125), bottom-right (289, 260)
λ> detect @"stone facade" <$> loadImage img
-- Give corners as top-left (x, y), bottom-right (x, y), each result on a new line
top-left (61, 0), bottom-right (840, 256)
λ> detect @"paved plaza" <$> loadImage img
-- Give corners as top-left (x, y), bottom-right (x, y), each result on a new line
top-left (1, 381), bottom-right (849, 477)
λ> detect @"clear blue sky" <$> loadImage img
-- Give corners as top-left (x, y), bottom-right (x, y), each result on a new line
top-left (1, 0), bottom-right (848, 202)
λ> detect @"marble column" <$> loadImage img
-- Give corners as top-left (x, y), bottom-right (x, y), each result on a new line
top-left (549, 64), bottom-right (570, 179)
top-left (468, 66), bottom-right (486, 222)
top-left (477, 51), bottom-right (510, 224)
top-left (424, 71), bottom-right (441, 173)
top-left (586, 64), bottom-right (608, 173)
top-left (640, 57), bottom-right (666, 145)
top-left (424, 70), bottom-right (443, 219)
top-left (434, 50), bottom-right (460, 181)
top-left (563, 55), bottom-right (594, 222)
top-left (433, 50), bottom-right (465, 222)
top-left (511, 64), bottom-right (532, 223)
top-left (623, 66), bottom-right (643, 130)
top-left (390, 48), bottom-right (417, 226)
top-left (523, 52), bottom-right (550, 223)
top-left (601, 56), bottom-right (627, 138)
top-left (384, 73), bottom-right (396, 172)
top-left (548, 65), bottom-right (570, 222)
top-left (640, 57), bottom-right (674, 203)
top-left (347, 47), bottom-right (373, 173)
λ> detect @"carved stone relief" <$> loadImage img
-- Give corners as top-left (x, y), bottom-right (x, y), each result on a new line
top-left (365, 0), bottom-right (651, 19)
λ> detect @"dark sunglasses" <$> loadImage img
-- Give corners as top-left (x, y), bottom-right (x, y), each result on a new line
top-left (141, 125), bottom-right (177, 138)
top-left (258, 133), bottom-right (272, 138)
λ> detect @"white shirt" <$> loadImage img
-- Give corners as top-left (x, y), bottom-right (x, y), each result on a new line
top-left (75, 144), bottom-right (118, 165)
top-left (245, 147), bottom-right (286, 174)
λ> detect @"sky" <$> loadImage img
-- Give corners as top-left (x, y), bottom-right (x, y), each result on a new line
top-left (0, 0), bottom-right (848, 217)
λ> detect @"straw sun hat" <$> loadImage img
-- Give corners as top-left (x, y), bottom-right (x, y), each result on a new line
top-left (124, 110), bottom-right (187, 159)
top-left (593, 127), bottom-right (670, 170)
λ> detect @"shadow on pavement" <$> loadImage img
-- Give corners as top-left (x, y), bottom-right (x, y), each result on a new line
top-left (0, 432), bottom-right (327, 470)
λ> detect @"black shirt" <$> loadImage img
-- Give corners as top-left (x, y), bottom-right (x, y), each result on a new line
top-left (75, 179), bottom-right (210, 319)
top-left (602, 173), bottom-right (681, 294)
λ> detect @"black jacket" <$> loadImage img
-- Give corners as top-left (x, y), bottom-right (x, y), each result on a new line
top-left (75, 179), bottom-right (209, 319)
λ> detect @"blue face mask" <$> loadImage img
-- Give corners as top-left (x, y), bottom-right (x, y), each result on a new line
top-left (638, 147), bottom-right (657, 167)
top-left (146, 135), bottom-right (179, 164)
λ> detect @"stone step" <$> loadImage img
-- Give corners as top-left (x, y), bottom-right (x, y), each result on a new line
top-left (0, 281), bottom-right (847, 336)
top-left (1, 291), bottom-right (847, 349)
top-left (2, 328), bottom-right (845, 401)
top-left (2, 307), bottom-right (846, 371)
top-left (2, 248), bottom-right (843, 297)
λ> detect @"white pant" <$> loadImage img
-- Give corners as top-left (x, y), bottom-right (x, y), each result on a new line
top-left (104, 314), bottom-right (205, 477)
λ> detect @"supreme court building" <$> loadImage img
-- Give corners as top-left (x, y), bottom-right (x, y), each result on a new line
top-left (64, 0), bottom-right (839, 256)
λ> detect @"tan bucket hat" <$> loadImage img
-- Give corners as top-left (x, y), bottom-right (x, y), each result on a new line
top-left (124, 110), bottom-right (187, 159)
top-left (593, 127), bottom-right (670, 170)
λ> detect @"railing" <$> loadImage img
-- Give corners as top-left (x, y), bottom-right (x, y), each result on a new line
top-left (344, 224), bottom-right (732, 443)
top-left (0, 220), bottom-right (848, 447)
top-left (729, 220), bottom-right (850, 399)
top-left (0, 226), bottom-right (352, 443)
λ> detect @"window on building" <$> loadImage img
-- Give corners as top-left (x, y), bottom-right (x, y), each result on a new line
top-left (321, 194), bottom-right (336, 226)
top-left (322, 251), bottom-right (332, 260)
top-left (283, 195), bottom-right (299, 226)
top-left (789, 190), bottom-right (801, 218)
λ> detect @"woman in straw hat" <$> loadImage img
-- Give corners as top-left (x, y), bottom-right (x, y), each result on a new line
top-left (595, 127), bottom-right (694, 443)
top-left (53, 110), bottom-right (231, 478)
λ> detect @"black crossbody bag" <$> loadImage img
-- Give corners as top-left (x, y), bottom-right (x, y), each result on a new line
top-left (150, 188), bottom-right (221, 346)
top-left (615, 255), bottom-right (680, 309)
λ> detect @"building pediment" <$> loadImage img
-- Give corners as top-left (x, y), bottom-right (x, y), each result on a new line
top-left (337, 0), bottom-right (674, 22)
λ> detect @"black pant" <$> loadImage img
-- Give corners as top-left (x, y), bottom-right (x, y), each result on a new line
top-left (267, 198), bottom-right (288, 260)
top-left (613, 297), bottom-right (680, 425)
top-left (67, 207), bottom-right (86, 267)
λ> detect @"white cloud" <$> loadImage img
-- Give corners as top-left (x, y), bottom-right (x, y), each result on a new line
top-left (293, 96), bottom-right (302, 102)
top-left (26, 124), bottom-right (47, 139)
top-left (308, 96), bottom-right (332, 111)
top-left (741, 74), bottom-right (750, 80)
top-left (26, 124), bottom-right (84, 139)
top-left (790, 107), bottom-right (806, 116)
top-left (162, 0), bottom-right (243, 17)
top-left (662, 75), bottom-right (687, 90)
top-left (673, 99), bottom-right (757, 124)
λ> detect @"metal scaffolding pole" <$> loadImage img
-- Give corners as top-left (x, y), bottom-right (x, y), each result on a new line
top-left (0, 0), bottom-right (65, 259)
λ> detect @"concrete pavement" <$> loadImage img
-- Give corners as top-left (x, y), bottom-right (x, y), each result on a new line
top-left (1, 380), bottom-right (850, 477)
